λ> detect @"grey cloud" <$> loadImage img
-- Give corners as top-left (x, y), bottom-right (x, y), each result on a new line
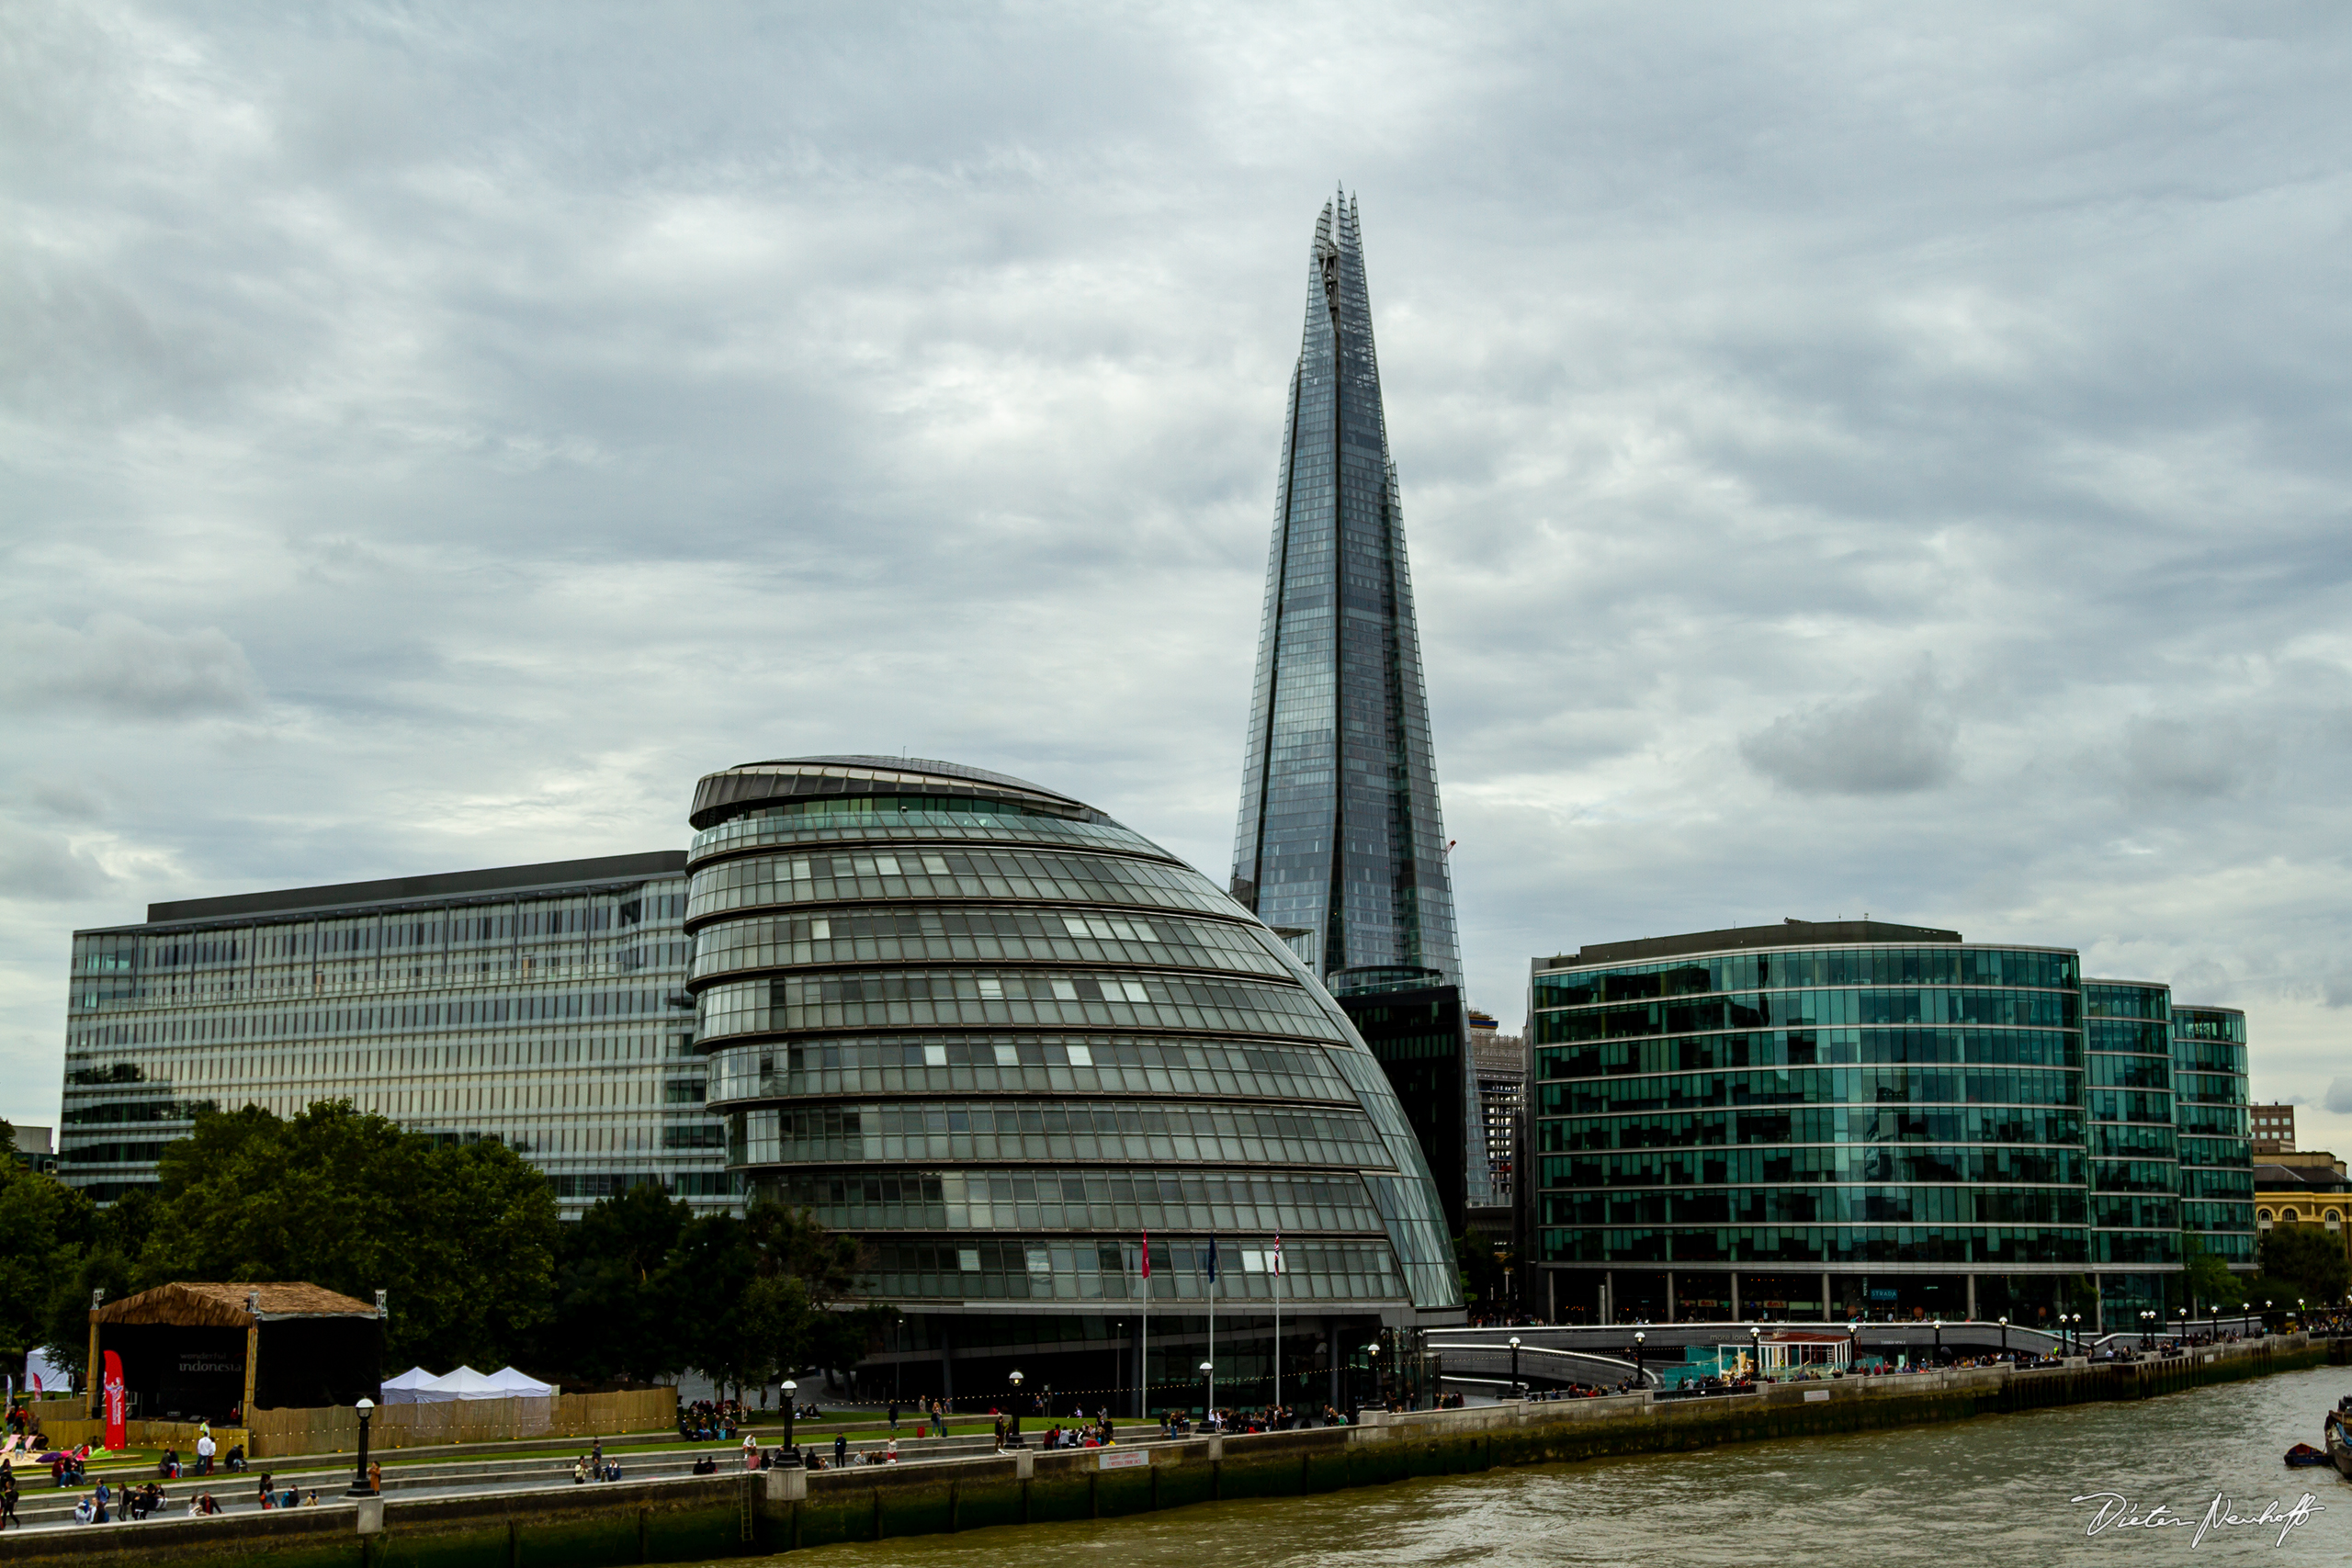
top-left (8, 4), bottom-right (2352, 1127)
top-left (0, 827), bottom-right (112, 902)
top-left (2326, 1079), bottom-right (2352, 1116)
top-left (0, 615), bottom-right (261, 718)
top-left (2117, 715), bottom-right (2275, 803)
top-left (1739, 669), bottom-right (1956, 795)
top-left (23, 781), bottom-right (104, 822)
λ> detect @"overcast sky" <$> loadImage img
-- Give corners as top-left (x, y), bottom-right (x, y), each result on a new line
top-left (6, 3), bottom-right (2351, 1146)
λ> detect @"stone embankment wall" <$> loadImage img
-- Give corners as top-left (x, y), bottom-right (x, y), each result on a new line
top-left (3, 1337), bottom-right (2330, 1567)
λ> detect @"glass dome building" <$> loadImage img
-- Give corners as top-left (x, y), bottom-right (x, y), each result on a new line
top-left (687, 757), bottom-right (1460, 1412)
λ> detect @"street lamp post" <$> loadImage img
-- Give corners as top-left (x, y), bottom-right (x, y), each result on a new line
top-left (1008, 1370), bottom-right (1023, 1448)
top-left (1633, 1331), bottom-right (1645, 1387)
top-left (780, 1380), bottom-right (798, 1462)
top-left (1997, 1316), bottom-right (2008, 1359)
top-left (1364, 1342), bottom-right (1383, 1410)
top-left (1200, 1360), bottom-right (1215, 1424)
top-left (1747, 1324), bottom-right (1760, 1382)
top-left (1509, 1335), bottom-right (1521, 1397)
top-left (1931, 1320), bottom-right (1942, 1365)
top-left (348, 1399), bottom-right (376, 1496)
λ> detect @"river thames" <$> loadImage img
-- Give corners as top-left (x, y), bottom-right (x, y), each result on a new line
top-left (751, 1365), bottom-right (2350, 1567)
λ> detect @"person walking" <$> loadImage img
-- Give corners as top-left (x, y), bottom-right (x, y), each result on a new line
top-left (195, 1430), bottom-right (215, 1475)
top-left (888, 1401), bottom-right (899, 1431)
top-left (833, 1432), bottom-right (847, 1468)
top-left (1, 1470), bottom-right (17, 1529)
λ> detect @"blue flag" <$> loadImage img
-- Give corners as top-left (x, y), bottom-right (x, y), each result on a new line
top-left (1204, 1236), bottom-right (1218, 1282)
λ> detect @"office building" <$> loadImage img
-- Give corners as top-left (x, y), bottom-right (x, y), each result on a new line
top-left (1328, 966), bottom-right (1475, 1233)
top-left (1531, 919), bottom-right (2098, 1328)
top-left (1469, 1018), bottom-right (1526, 1233)
top-left (2175, 1007), bottom-right (2256, 1269)
top-left (58, 854), bottom-right (729, 1217)
top-left (1530, 918), bottom-right (2263, 1332)
top-left (2250, 1102), bottom-right (2296, 1154)
top-left (688, 755), bottom-right (1461, 1409)
top-left (2081, 980), bottom-right (2181, 1324)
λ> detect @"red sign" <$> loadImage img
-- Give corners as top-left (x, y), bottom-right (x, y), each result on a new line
top-left (102, 1351), bottom-right (126, 1450)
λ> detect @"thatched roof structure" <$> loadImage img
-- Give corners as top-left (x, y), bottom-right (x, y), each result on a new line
top-left (91, 1281), bottom-right (379, 1328)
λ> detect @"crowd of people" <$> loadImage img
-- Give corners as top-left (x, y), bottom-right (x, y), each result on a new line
top-left (675, 1399), bottom-right (744, 1441)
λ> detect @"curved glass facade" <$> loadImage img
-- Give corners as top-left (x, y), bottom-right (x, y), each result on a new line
top-left (689, 756), bottom-right (1460, 1408)
top-left (2083, 981), bottom-right (2180, 1321)
top-left (1533, 934), bottom-right (2095, 1326)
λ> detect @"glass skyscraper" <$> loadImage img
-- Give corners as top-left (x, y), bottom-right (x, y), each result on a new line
top-left (689, 755), bottom-right (1460, 1410)
top-left (58, 853), bottom-right (732, 1218)
top-left (1229, 188), bottom-right (1459, 989)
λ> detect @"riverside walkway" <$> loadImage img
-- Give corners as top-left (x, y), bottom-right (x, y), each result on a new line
top-left (0, 1333), bottom-right (2330, 1564)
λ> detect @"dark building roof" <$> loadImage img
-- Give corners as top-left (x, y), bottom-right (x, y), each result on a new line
top-left (135, 852), bottom-right (689, 927)
top-left (1547, 917), bottom-right (1967, 969)
top-left (690, 756), bottom-right (1100, 829)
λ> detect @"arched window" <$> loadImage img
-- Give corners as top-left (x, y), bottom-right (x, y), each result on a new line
top-left (2328, 1210), bottom-right (2343, 1230)
top-left (2283, 1208), bottom-right (2301, 1223)
top-left (2257, 1208), bottom-right (2273, 1224)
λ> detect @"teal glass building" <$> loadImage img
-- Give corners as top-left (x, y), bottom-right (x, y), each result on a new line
top-left (1531, 919), bottom-right (2097, 1328)
top-left (2081, 980), bottom-right (2181, 1324)
top-left (689, 756), bottom-right (1461, 1411)
top-left (2173, 1005), bottom-right (2256, 1268)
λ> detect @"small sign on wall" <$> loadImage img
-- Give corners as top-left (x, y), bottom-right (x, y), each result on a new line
top-left (1098, 1449), bottom-right (1148, 1470)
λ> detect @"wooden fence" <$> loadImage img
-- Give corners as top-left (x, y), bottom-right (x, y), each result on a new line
top-left (246, 1388), bottom-right (676, 1457)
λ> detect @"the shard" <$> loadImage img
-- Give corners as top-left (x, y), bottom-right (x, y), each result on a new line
top-left (1230, 189), bottom-right (1461, 989)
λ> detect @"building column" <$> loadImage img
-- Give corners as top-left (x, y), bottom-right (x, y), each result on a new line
top-left (85, 1314), bottom-right (102, 1420)
top-left (940, 1323), bottom-right (955, 1404)
top-left (1602, 1271), bottom-right (1613, 1325)
top-left (243, 1322), bottom-right (259, 1420)
top-left (1966, 1275), bottom-right (1978, 1321)
top-left (1821, 1272), bottom-right (1833, 1321)
top-left (1666, 1270), bottom-right (1676, 1324)
top-left (1729, 1273), bottom-right (1741, 1321)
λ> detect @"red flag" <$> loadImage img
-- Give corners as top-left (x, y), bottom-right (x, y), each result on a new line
top-left (102, 1351), bottom-right (126, 1450)
top-left (1273, 1233), bottom-right (1283, 1274)
top-left (1139, 1230), bottom-right (1150, 1279)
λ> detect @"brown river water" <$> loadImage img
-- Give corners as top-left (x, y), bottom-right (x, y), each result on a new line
top-left (737, 1364), bottom-right (2352, 1568)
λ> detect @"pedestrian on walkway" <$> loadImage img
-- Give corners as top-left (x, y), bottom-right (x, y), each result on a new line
top-left (0, 1472), bottom-right (17, 1529)
top-left (888, 1401), bottom-right (899, 1431)
top-left (834, 1431), bottom-right (848, 1467)
top-left (195, 1431), bottom-right (215, 1475)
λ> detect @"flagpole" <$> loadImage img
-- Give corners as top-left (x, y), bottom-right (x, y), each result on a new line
top-left (1207, 1235), bottom-right (1217, 1422)
top-left (1273, 1233), bottom-right (1282, 1412)
top-left (1139, 1230), bottom-right (1150, 1422)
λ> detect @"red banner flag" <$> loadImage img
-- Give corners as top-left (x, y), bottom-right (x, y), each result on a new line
top-left (1139, 1230), bottom-right (1150, 1279)
top-left (102, 1351), bottom-right (126, 1450)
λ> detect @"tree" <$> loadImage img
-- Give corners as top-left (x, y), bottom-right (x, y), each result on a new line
top-left (2183, 1244), bottom-right (2246, 1313)
top-left (0, 1157), bottom-right (94, 1373)
top-left (534, 1184), bottom-right (695, 1386)
top-left (2258, 1224), bottom-right (2352, 1308)
top-left (136, 1100), bottom-right (558, 1371)
top-left (1454, 1231), bottom-right (1510, 1314)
